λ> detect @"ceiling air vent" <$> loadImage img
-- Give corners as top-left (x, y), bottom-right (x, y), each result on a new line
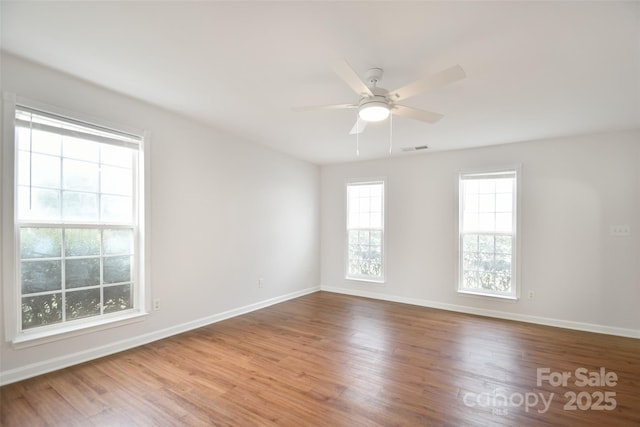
top-left (401, 145), bottom-right (429, 152)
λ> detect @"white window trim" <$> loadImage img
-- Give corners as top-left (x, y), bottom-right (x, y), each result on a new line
top-left (1, 93), bottom-right (152, 345)
top-left (344, 177), bottom-right (386, 284)
top-left (456, 166), bottom-right (521, 300)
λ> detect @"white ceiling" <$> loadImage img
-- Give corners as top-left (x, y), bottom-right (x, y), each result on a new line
top-left (2, 1), bottom-right (639, 165)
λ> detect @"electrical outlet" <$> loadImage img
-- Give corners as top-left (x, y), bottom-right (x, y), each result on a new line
top-left (153, 299), bottom-right (161, 311)
top-left (527, 291), bottom-right (535, 299)
top-left (258, 278), bottom-right (264, 288)
top-left (610, 225), bottom-right (631, 236)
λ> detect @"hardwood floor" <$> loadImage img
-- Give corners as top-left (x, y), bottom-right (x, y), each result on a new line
top-left (1, 291), bottom-right (639, 426)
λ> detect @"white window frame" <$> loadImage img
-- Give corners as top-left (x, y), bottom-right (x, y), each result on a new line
top-left (2, 93), bottom-right (151, 345)
top-left (457, 167), bottom-right (520, 300)
top-left (345, 178), bottom-right (386, 283)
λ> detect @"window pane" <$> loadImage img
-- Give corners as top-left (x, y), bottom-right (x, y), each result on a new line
top-left (101, 165), bottom-right (132, 196)
top-left (463, 270), bottom-right (479, 289)
top-left (21, 260), bottom-right (62, 294)
top-left (495, 254), bottom-right (512, 273)
top-left (31, 153), bottom-right (61, 188)
top-left (64, 228), bottom-right (100, 256)
top-left (478, 271), bottom-right (494, 290)
top-left (101, 195), bottom-right (132, 222)
top-left (478, 194), bottom-right (494, 213)
top-left (478, 213), bottom-right (495, 231)
top-left (495, 271), bottom-right (512, 291)
top-left (370, 196), bottom-right (382, 212)
top-left (359, 197), bottom-right (370, 213)
top-left (464, 194), bottom-right (478, 212)
top-left (103, 229), bottom-right (133, 255)
top-left (62, 159), bottom-right (99, 192)
top-left (495, 213), bottom-right (512, 232)
top-left (101, 144), bottom-right (133, 167)
top-left (464, 180), bottom-right (479, 194)
top-left (348, 233), bottom-right (382, 278)
top-left (462, 234), bottom-right (478, 252)
top-left (370, 214), bottom-right (382, 228)
top-left (66, 288), bottom-right (100, 320)
top-left (104, 284), bottom-right (132, 313)
top-left (495, 193), bottom-right (512, 212)
top-left (18, 187), bottom-right (61, 220)
top-left (495, 178), bottom-right (514, 193)
top-left (463, 212), bottom-right (478, 231)
top-left (66, 258), bottom-right (100, 288)
top-left (20, 228), bottom-right (61, 259)
top-left (358, 212), bottom-right (370, 228)
top-left (17, 151), bottom-right (31, 186)
top-left (479, 251), bottom-right (494, 270)
top-left (463, 251), bottom-right (480, 270)
top-left (462, 177), bottom-right (515, 233)
top-left (17, 129), bottom-right (62, 155)
top-left (461, 231), bottom-right (513, 294)
top-left (63, 137), bottom-right (100, 162)
top-left (478, 235), bottom-right (494, 253)
top-left (22, 293), bottom-right (62, 329)
top-left (370, 245), bottom-right (381, 261)
top-left (104, 255), bottom-right (131, 284)
top-left (33, 129), bottom-right (62, 155)
top-left (370, 230), bottom-right (382, 246)
top-left (16, 127), bottom-right (30, 151)
top-left (62, 191), bottom-right (99, 220)
top-left (478, 179), bottom-right (495, 193)
top-left (495, 235), bottom-right (512, 254)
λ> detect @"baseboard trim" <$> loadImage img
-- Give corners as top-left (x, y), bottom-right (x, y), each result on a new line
top-left (0, 286), bottom-right (320, 386)
top-left (4, 284), bottom-right (635, 386)
top-left (320, 286), bottom-right (640, 339)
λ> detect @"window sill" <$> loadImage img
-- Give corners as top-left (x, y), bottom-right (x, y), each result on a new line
top-left (345, 276), bottom-right (386, 285)
top-left (12, 310), bottom-right (149, 349)
top-left (457, 290), bottom-right (519, 301)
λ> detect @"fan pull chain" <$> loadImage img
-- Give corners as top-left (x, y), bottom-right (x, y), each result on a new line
top-left (28, 113), bottom-right (33, 209)
top-left (389, 112), bottom-right (393, 155)
top-left (356, 116), bottom-right (360, 157)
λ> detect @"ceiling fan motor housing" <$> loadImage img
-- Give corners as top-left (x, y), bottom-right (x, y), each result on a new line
top-left (364, 67), bottom-right (384, 87)
top-left (359, 73), bottom-right (392, 121)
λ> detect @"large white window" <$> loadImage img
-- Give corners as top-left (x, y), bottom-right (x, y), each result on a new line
top-left (346, 180), bottom-right (384, 282)
top-left (3, 98), bottom-right (147, 341)
top-left (458, 169), bottom-right (518, 299)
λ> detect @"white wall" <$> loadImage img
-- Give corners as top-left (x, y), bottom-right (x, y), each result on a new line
top-left (0, 53), bottom-right (320, 383)
top-left (1, 52), bottom-right (638, 385)
top-left (321, 131), bottom-right (640, 337)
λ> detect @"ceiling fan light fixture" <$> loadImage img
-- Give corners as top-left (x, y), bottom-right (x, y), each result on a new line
top-left (358, 100), bottom-right (390, 122)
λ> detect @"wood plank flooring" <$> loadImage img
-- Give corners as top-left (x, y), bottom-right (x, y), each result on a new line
top-left (1, 291), bottom-right (639, 426)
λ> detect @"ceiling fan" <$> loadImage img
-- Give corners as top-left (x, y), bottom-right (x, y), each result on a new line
top-left (293, 59), bottom-right (466, 135)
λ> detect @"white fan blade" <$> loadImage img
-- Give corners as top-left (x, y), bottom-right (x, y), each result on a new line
top-left (393, 105), bottom-right (444, 123)
top-left (349, 117), bottom-right (368, 135)
top-left (333, 59), bottom-right (374, 97)
top-left (292, 103), bottom-right (357, 112)
top-left (390, 64), bottom-right (466, 101)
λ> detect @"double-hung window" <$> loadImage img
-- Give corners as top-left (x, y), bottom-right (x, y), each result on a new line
top-left (346, 180), bottom-right (385, 282)
top-left (4, 99), bottom-right (147, 341)
top-left (458, 169), bottom-right (518, 299)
